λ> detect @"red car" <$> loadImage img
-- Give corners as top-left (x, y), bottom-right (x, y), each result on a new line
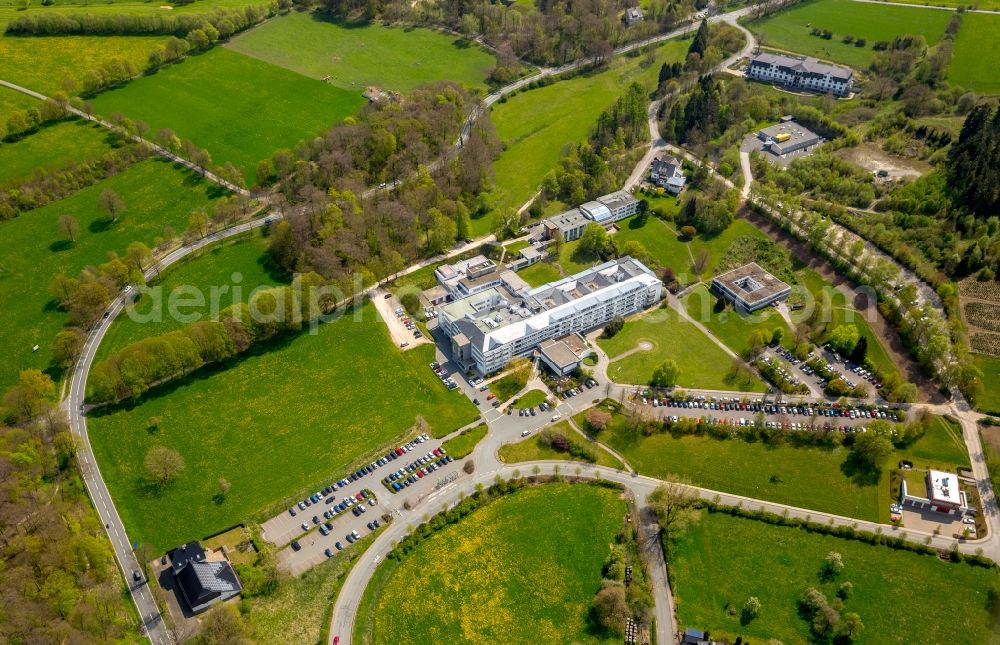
top-left (486, 393), bottom-right (496, 400)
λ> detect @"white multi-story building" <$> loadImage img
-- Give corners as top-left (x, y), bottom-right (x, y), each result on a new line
top-left (439, 257), bottom-right (663, 375)
top-left (746, 52), bottom-right (853, 97)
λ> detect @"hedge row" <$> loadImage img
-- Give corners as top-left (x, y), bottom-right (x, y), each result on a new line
top-left (699, 502), bottom-right (996, 569)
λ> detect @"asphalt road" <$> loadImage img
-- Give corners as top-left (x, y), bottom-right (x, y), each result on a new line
top-left (21, 1), bottom-right (998, 641)
top-left (63, 215), bottom-right (279, 643)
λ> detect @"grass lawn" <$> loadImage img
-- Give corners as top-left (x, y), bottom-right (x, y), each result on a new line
top-left (490, 362), bottom-right (532, 402)
top-left (441, 423), bottom-right (488, 459)
top-left (689, 219), bottom-right (772, 278)
top-left (0, 118), bottom-right (112, 185)
top-left (950, 12), bottom-right (1000, 94)
top-left (683, 284), bottom-right (792, 356)
top-left (599, 306), bottom-right (767, 391)
top-left (0, 84), bottom-right (38, 122)
top-left (90, 48), bottom-right (364, 184)
top-left (974, 354), bottom-right (1000, 414)
top-left (605, 428), bottom-right (880, 520)
top-left (671, 511), bottom-right (999, 644)
top-left (245, 531), bottom-right (377, 642)
top-left (477, 39), bottom-right (689, 237)
top-left (558, 238), bottom-right (604, 274)
top-left (498, 422), bottom-right (625, 470)
top-left (517, 259), bottom-right (563, 287)
top-left (87, 301), bottom-right (479, 552)
top-left (226, 12), bottom-right (493, 93)
top-left (0, 33), bottom-right (166, 96)
top-left (513, 389), bottom-right (548, 409)
top-left (95, 229), bottom-right (284, 361)
top-left (747, 0), bottom-right (951, 69)
top-left (0, 158), bottom-right (223, 390)
top-left (613, 216), bottom-right (692, 274)
top-left (503, 239), bottom-right (531, 254)
top-left (354, 483), bottom-right (624, 644)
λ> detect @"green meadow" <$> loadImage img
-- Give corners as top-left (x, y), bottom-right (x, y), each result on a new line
top-left (90, 48), bottom-right (364, 184)
top-left (354, 484), bottom-right (624, 644)
top-left (672, 511), bottom-right (999, 643)
top-left (0, 158), bottom-right (223, 389)
top-left (95, 229), bottom-right (284, 361)
top-left (0, 119), bottom-right (112, 185)
top-left (950, 12), bottom-right (1000, 94)
top-left (748, 0), bottom-right (951, 69)
top-left (226, 12), bottom-right (494, 93)
top-left (88, 301), bottom-right (479, 551)
top-left (479, 39), bottom-right (690, 237)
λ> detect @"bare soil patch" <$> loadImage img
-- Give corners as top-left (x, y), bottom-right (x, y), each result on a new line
top-left (835, 143), bottom-right (930, 180)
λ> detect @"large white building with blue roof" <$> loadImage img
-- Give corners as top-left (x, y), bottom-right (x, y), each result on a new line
top-left (439, 257), bottom-right (663, 375)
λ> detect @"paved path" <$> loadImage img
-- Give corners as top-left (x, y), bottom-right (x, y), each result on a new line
top-left (0, 79), bottom-right (249, 197)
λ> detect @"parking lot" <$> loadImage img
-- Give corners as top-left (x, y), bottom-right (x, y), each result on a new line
top-left (371, 287), bottom-right (431, 350)
top-left (771, 344), bottom-right (884, 397)
top-left (900, 503), bottom-right (972, 538)
top-left (264, 430), bottom-right (473, 575)
top-left (627, 392), bottom-right (905, 432)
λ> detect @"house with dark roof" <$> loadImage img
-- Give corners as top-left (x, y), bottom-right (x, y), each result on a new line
top-left (649, 156), bottom-right (686, 194)
top-left (745, 52), bottom-right (853, 96)
top-left (170, 542), bottom-right (242, 614)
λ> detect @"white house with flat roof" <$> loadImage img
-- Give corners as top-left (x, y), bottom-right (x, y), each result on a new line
top-left (439, 257), bottom-right (663, 375)
top-left (901, 469), bottom-right (970, 515)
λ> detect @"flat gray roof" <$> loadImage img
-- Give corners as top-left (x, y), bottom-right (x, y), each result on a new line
top-left (712, 262), bottom-right (791, 306)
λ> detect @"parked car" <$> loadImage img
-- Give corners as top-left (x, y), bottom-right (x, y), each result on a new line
top-left (291, 541), bottom-right (301, 551)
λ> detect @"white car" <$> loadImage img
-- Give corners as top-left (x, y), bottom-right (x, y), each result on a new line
top-left (521, 430), bottom-right (531, 437)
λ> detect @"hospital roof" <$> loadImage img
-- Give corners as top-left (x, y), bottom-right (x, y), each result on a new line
top-left (441, 258), bottom-right (661, 351)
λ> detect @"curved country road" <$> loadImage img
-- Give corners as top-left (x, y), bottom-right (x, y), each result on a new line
top-left (64, 215), bottom-right (279, 642)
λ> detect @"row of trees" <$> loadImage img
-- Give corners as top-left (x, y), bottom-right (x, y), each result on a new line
top-left (330, 0), bottom-right (698, 67)
top-left (5, 1), bottom-right (283, 37)
top-left (591, 523), bottom-right (653, 637)
top-left (1, 136), bottom-right (148, 219)
top-left (88, 275), bottom-right (331, 403)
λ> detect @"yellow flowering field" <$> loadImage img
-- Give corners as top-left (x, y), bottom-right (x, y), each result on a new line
top-left (355, 483), bottom-right (625, 644)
